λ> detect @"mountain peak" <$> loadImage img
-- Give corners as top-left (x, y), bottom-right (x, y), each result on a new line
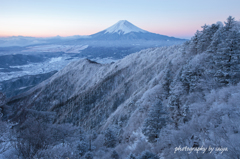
top-left (104, 20), bottom-right (147, 34)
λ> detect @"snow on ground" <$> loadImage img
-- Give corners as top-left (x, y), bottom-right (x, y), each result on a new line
top-left (49, 57), bottom-right (62, 63)
top-left (22, 45), bottom-right (88, 53)
top-left (91, 57), bottom-right (118, 64)
top-left (0, 56), bottom-right (83, 82)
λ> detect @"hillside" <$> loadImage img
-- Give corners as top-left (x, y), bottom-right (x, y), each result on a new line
top-left (1, 16), bottom-right (240, 159)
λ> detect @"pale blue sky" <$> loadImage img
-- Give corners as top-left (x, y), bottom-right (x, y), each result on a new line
top-left (0, 0), bottom-right (239, 39)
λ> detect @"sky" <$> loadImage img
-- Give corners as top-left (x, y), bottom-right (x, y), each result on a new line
top-left (0, 0), bottom-right (239, 39)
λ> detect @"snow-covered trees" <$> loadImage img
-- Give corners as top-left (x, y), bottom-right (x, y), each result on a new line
top-left (161, 62), bottom-right (173, 99)
top-left (224, 16), bottom-right (235, 31)
top-left (2, 16), bottom-right (240, 159)
top-left (190, 30), bottom-right (201, 54)
top-left (14, 118), bottom-right (53, 159)
top-left (142, 100), bottom-right (166, 142)
top-left (9, 116), bottom-right (84, 158)
top-left (154, 16), bottom-right (240, 158)
top-left (208, 16), bottom-right (240, 86)
top-left (156, 84), bottom-right (240, 159)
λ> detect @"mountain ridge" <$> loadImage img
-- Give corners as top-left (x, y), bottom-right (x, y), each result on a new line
top-left (91, 20), bottom-right (185, 41)
top-left (103, 20), bottom-right (148, 34)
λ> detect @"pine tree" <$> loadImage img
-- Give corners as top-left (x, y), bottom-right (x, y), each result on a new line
top-left (161, 62), bottom-right (173, 99)
top-left (207, 25), bottom-right (224, 54)
top-left (142, 100), bottom-right (166, 142)
top-left (190, 30), bottom-right (201, 54)
top-left (213, 16), bottom-right (240, 85)
top-left (197, 23), bottom-right (220, 53)
top-left (167, 68), bottom-right (190, 128)
top-left (196, 24), bottom-right (208, 53)
top-left (224, 16), bottom-right (235, 31)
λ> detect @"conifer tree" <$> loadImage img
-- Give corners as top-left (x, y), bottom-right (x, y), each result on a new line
top-left (224, 16), bottom-right (235, 31)
top-left (142, 100), bottom-right (166, 142)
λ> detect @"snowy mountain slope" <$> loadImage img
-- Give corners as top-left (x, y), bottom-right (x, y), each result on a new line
top-left (2, 17), bottom-right (240, 158)
top-left (91, 20), bottom-right (185, 41)
top-left (104, 20), bottom-right (147, 34)
top-left (6, 16), bottom-right (240, 132)
top-left (33, 46), bottom-right (180, 131)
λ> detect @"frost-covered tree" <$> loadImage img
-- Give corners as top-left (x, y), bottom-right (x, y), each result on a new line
top-left (14, 118), bottom-right (54, 159)
top-left (224, 16), bottom-right (235, 31)
top-left (142, 100), bottom-right (166, 142)
top-left (196, 24), bottom-right (209, 53)
top-left (104, 128), bottom-right (117, 148)
top-left (189, 30), bottom-right (201, 54)
top-left (161, 62), bottom-right (173, 99)
top-left (207, 24), bottom-right (224, 54)
top-left (212, 16), bottom-right (240, 86)
top-left (167, 68), bottom-right (189, 128)
top-left (220, 30), bottom-right (240, 85)
top-left (196, 23), bottom-right (220, 53)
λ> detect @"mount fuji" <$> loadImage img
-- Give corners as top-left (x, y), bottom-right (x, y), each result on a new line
top-left (91, 20), bottom-right (184, 41)
top-left (102, 20), bottom-right (147, 34)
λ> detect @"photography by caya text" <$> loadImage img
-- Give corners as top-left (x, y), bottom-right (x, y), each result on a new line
top-left (174, 145), bottom-right (228, 154)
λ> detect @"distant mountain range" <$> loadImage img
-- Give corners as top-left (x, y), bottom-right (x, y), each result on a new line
top-left (0, 20), bottom-right (186, 47)
top-left (0, 20), bottom-right (187, 98)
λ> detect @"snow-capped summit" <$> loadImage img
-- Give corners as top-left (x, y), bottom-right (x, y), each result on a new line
top-left (91, 20), bottom-right (185, 41)
top-left (104, 20), bottom-right (147, 34)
